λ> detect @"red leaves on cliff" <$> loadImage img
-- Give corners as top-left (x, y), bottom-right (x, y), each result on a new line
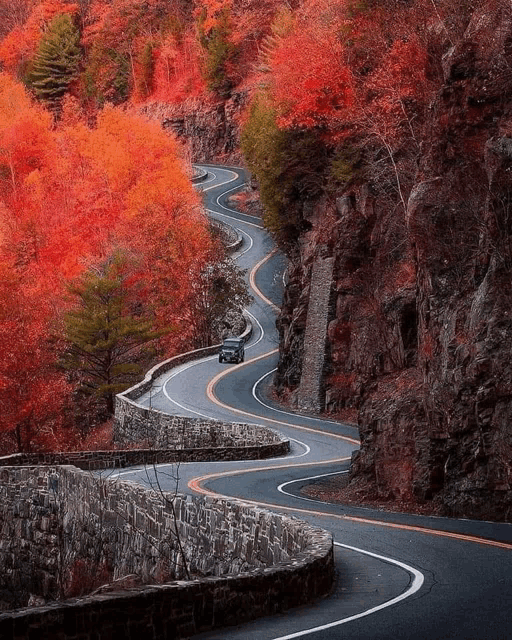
top-left (364, 37), bottom-right (429, 145)
top-left (270, 23), bottom-right (355, 131)
top-left (262, 0), bottom-right (431, 145)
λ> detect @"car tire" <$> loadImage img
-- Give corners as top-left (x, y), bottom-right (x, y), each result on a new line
top-left (219, 356), bottom-right (223, 363)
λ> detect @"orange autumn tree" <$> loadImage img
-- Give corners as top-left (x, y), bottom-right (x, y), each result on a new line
top-left (81, 105), bottom-right (212, 350)
top-left (0, 75), bottom-right (212, 449)
top-left (0, 81), bottom-right (209, 325)
top-left (0, 75), bottom-right (96, 450)
top-left (0, 260), bottom-right (71, 453)
top-left (0, 75), bottom-right (72, 451)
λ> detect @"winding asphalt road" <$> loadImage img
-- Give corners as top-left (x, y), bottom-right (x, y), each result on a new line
top-left (114, 166), bottom-right (512, 640)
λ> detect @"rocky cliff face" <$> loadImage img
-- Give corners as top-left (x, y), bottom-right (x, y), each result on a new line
top-left (142, 6), bottom-right (512, 521)
top-left (141, 92), bottom-right (249, 163)
top-left (276, 6), bottom-right (512, 521)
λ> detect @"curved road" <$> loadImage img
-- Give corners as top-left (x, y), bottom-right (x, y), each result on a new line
top-left (115, 166), bottom-right (512, 640)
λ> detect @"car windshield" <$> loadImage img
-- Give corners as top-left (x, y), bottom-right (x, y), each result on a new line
top-left (224, 340), bottom-right (240, 347)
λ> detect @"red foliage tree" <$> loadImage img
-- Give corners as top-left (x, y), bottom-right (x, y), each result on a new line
top-left (270, 25), bottom-right (355, 131)
top-left (151, 33), bottom-right (206, 104)
top-left (0, 75), bottom-right (212, 451)
top-left (0, 260), bottom-right (71, 453)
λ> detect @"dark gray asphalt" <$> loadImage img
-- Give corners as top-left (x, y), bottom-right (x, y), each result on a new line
top-left (115, 166), bottom-right (512, 640)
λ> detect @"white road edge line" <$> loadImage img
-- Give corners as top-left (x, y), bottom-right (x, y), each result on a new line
top-left (171, 168), bottom-right (426, 638)
top-left (200, 168), bottom-right (238, 192)
top-left (271, 543), bottom-right (425, 640)
top-left (208, 205), bottom-right (264, 230)
top-left (215, 184), bottom-right (264, 228)
top-left (252, 368), bottom-right (354, 427)
top-left (205, 207), bottom-right (256, 254)
top-left (199, 165), bottom-right (264, 225)
top-left (108, 436), bottom-right (311, 479)
top-left (277, 470), bottom-right (350, 506)
top-left (160, 309), bottom-right (265, 418)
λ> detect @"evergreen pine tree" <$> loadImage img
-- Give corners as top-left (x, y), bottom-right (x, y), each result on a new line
top-left (63, 257), bottom-right (163, 415)
top-left (27, 13), bottom-right (81, 107)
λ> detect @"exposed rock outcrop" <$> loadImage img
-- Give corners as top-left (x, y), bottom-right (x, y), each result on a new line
top-left (140, 91), bottom-right (249, 162)
top-left (276, 5), bottom-right (512, 521)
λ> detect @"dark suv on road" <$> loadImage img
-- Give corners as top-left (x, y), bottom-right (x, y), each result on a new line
top-left (218, 337), bottom-right (245, 363)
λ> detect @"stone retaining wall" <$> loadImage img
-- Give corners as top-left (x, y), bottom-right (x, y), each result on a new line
top-left (0, 466), bottom-right (334, 638)
top-left (115, 402), bottom-right (288, 454)
top-left (116, 312), bottom-right (251, 408)
top-left (111, 320), bottom-right (289, 461)
top-left (0, 437), bottom-right (289, 470)
top-left (297, 256), bottom-right (335, 413)
top-left (190, 166), bottom-right (209, 183)
top-left (209, 218), bottom-right (243, 252)
top-left (116, 344), bottom-right (222, 407)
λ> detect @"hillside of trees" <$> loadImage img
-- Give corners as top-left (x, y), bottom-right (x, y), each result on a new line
top-left (1, 0), bottom-right (511, 519)
top-left (0, 70), bottom-right (219, 451)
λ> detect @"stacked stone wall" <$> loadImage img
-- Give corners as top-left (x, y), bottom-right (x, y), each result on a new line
top-left (112, 321), bottom-right (285, 458)
top-left (0, 466), bottom-right (334, 638)
top-left (115, 344), bottom-right (222, 408)
top-left (297, 256), bottom-right (335, 413)
top-left (115, 401), bottom-right (288, 454)
top-left (0, 436), bottom-right (289, 471)
top-left (209, 218), bottom-right (243, 252)
top-left (190, 166), bottom-right (209, 183)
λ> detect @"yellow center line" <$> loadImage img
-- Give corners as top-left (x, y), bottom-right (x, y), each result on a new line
top-left (250, 248), bottom-right (281, 312)
top-left (189, 456), bottom-right (351, 488)
top-left (206, 353), bottom-right (359, 445)
top-left (343, 516), bottom-right (512, 550)
top-left (188, 472), bottom-right (512, 551)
